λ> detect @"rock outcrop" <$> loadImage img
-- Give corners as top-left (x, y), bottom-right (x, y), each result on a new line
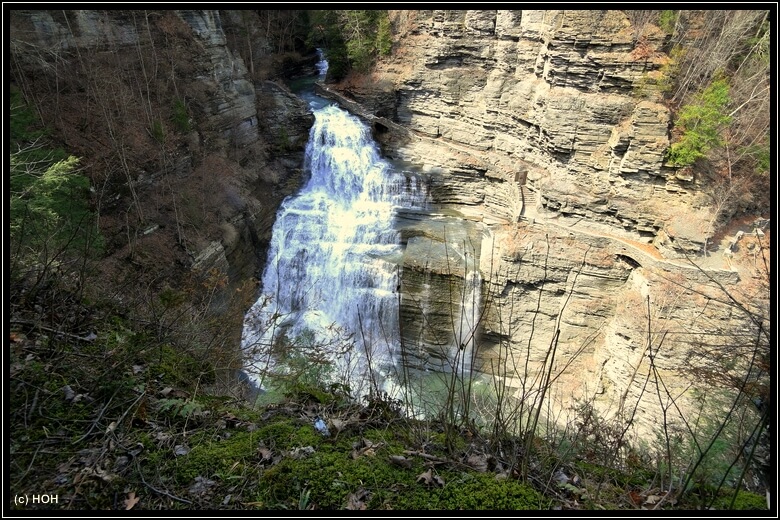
top-left (342, 10), bottom-right (714, 253)
top-left (331, 10), bottom-right (768, 436)
top-left (10, 9), bottom-right (314, 289)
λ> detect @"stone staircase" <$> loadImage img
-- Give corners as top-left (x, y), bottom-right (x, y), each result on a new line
top-left (521, 187), bottom-right (538, 219)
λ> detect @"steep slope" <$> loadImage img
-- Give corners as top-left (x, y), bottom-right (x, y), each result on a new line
top-left (9, 9), bottom-right (315, 383)
top-left (10, 9), bottom-right (313, 294)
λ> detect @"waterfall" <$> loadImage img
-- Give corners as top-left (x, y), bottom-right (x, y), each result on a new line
top-left (315, 48), bottom-right (329, 78)
top-left (241, 105), bottom-right (427, 395)
top-left (455, 267), bottom-right (482, 376)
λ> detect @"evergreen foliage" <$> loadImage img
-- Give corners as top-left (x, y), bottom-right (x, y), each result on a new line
top-left (172, 98), bottom-right (191, 133)
top-left (666, 79), bottom-right (731, 167)
top-left (307, 10), bottom-right (392, 81)
top-left (9, 88), bottom-right (103, 273)
top-left (658, 10), bottom-right (677, 35)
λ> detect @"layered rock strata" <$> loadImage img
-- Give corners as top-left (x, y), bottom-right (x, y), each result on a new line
top-left (332, 10), bottom-right (767, 435)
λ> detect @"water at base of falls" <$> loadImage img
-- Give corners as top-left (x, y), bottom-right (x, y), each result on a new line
top-left (241, 104), bottom-right (429, 397)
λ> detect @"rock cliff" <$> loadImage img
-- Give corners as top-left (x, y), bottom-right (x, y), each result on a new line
top-left (341, 10), bottom-right (717, 253)
top-left (10, 9), bottom-right (314, 288)
top-left (332, 10), bottom-right (769, 435)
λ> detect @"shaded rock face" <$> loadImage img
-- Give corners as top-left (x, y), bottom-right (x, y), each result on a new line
top-left (10, 9), bottom-right (314, 289)
top-left (179, 10), bottom-right (260, 148)
top-left (334, 10), bottom-right (767, 436)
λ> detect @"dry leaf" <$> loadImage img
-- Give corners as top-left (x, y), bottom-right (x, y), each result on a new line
top-left (62, 385), bottom-right (76, 402)
top-left (174, 444), bottom-right (190, 457)
top-left (388, 455), bottom-right (412, 469)
top-left (105, 421), bottom-right (117, 434)
top-left (189, 476), bottom-right (216, 496)
top-left (259, 447), bottom-right (273, 462)
top-left (416, 468), bottom-right (445, 487)
top-left (466, 453), bottom-right (488, 472)
top-left (644, 494), bottom-right (661, 505)
top-left (124, 491), bottom-right (140, 510)
top-left (346, 488), bottom-right (369, 510)
top-left (331, 418), bottom-right (346, 433)
top-left (416, 468), bottom-right (432, 486)
top-left (82, 466), bottom-right (116, 482)
top-left (289, 446), bottom-right (315, 459)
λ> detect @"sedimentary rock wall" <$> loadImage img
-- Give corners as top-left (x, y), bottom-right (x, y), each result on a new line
top-left (345, 9), bottom-right (714, 254)
top-left (336, 10), bottom-right (767, 436)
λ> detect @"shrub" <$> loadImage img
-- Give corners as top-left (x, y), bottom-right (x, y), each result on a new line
top-left (172, 98), bottom-right (191, 133)
top-left (666, 79), bottom-right (731, 167)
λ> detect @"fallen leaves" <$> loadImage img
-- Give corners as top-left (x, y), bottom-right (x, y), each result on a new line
top-left (628, 489), bottom-right (674, 509)
top-left (258, 447), bottom-right (273, 462)
top-left (124, 491), bottom-right (140, 510)
top-left (189, 476), bottom-right (216, 497)
top-left (416, 468), bottom-right (445, 488)
top-left (173, 444), bottom-right (190, 457)
top-left (465, 453), bottom-right (488, 472)
top-left (289, 446), bottom-right (316, 459)
top-left (256, 444), bottom-right (283, 467)
top-left (351, 438), bottom-right (382, 459)
top-left (388, 455), bottom-right (412, 469)
top-left (160, 387), bottom-right (191, 400)
top-left (62, 385), bottom-right (76, 402)
top-left (345, 487), bottom-right (370, 510)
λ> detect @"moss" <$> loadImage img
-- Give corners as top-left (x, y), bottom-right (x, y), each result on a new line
top-left (167, 430), bottom-right (258, 483)
top-left (254, 416), bottom-right (329, 450)
top-left (711, 490), bottom-right (767, 510)
top-left (574, 460), bottom-right (651, 488)
top-left (153, 344), bottom-right (216, 387)
top-left (681, 487), bottom-right (769, 511)
top-left (273, 456), bottom-right (545, 510)
top-left (255, 424), bottom-right (549, 510)
top-left (259, 449), bottom-right (413, 509)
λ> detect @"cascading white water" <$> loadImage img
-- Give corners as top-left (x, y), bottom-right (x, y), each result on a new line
top-left (241, 104), bottom-right (428, 395)
top-left (315, 48), bottom-right (329, 78)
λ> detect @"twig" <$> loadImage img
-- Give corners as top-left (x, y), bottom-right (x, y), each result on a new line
top-left (15, 442), bottom-right (43, 486)
top-left (73, 394), bottom-right (115, 444)
top-left (10, 318), bottom-right (96, 343)
top-left (135, 459), bottom-right (193, 505)
top-left (403, 450), bottom-right (448, 463)
top-left (402, 450), bottom-right (477, 470)
top-left (27, 388), bottom-right (39, 425)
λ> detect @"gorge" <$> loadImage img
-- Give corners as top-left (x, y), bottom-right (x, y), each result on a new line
top-left (262, 11), bottom-right (768, 442)
top-left (9, 9), bottom-right (770, 509)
